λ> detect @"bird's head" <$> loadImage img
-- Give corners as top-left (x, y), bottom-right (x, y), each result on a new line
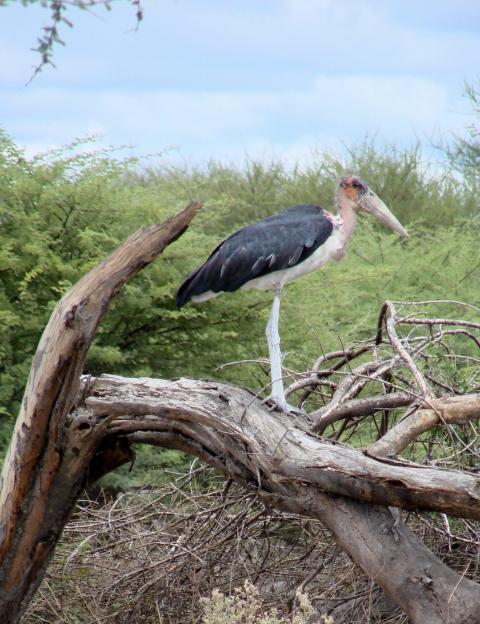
top-left (338, 175), bottom-right (409, 238)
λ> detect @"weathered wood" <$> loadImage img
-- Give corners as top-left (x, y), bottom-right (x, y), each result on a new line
top-left (85, 375), bottom-right (480, 521)
top-left (82, 374), bottom-right (480, 623)
top-left (310, 390), bottom-right (413, 431)
top-left (277, 491), bottom-right (480, 624)
top-left (368, 393), bottom-right (480, 457)
top-left (0, 201), bottom-right (202, 624)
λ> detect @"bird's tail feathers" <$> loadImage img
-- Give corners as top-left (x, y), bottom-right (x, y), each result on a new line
top-left (176, 277), bottom-right (194, 308)
top-left (176, 263), bottom-right (211, 308)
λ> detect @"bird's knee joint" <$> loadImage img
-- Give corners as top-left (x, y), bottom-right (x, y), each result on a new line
top-left (266, 326), bottom-right (280, 343)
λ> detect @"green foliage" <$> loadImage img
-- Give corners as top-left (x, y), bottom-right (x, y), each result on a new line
top-left (98, 446), bottom-right (189, 490)
top-left (445, 81), bottom-right (480, 184)
top-left (1, 128), bottom-right (478, 478)
top-left (280, 223), bottom-right (479, 370)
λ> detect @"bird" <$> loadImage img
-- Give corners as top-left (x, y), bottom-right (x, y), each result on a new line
top-left (176, 176), bottom-right (408, 412)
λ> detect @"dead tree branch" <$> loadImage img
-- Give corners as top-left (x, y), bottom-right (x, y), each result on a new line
top-left (368, 393), bottom-right (480, 457)
top-left (79, 374), bottom-right (480, 623)
top-left (83, 375), bottom-right (480, 521)
top-left (379, 300), bottom-right (432, 398)
top-left (0, 201), bottom-right (202, 624)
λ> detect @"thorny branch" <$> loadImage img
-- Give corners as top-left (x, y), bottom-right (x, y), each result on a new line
top-left (6, 0), bottom-right (144, 81)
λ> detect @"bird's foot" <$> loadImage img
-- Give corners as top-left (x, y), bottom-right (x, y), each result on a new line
top-left (263, 394), bottom-right (306, 416)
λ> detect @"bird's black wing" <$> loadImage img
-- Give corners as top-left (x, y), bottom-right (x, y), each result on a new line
top-left (176, 204), bottom-right (333, 307)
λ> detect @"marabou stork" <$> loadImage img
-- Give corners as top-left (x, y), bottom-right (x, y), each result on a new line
top-left (176, 176), bottom-right (408, 412)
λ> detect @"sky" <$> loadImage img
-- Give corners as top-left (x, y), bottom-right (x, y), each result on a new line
top-left (0, 0), bottom-right (479, 167)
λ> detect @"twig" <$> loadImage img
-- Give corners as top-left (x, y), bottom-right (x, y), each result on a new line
top-left (383, 301), bottom-right (431, 398)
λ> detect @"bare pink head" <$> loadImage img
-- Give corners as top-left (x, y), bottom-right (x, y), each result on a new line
top-left (337, 176), bottom-right (408, 238)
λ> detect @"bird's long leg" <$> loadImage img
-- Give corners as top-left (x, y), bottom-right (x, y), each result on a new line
top-left (265, 287), bottom-right (288, 411)
top-left (266, 287), bottom-right (284, 403)
top-left (265, 288), bottom-right (305, 414)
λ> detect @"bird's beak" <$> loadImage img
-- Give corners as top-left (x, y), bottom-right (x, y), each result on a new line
top-left (358, 191), bottom-right (409, 239)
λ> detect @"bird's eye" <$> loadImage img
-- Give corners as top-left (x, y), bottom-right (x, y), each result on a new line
top-left (352, 179), bottom-right (366, 191)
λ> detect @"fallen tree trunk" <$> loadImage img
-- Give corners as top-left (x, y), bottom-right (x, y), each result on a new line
top-left (81, 375), bottom-right (480, 623)
top-left (86, 376), bottom-right (480, 521)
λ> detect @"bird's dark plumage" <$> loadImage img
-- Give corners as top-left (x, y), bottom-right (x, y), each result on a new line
top-left (176, 204), bottom-right (333, 308)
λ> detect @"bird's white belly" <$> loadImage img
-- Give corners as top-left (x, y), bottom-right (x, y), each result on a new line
top-left (243, 228), bottom-right (345, 291)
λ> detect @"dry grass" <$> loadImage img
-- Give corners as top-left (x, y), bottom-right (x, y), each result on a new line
top-left (23, 464), bottom-right (479, 624)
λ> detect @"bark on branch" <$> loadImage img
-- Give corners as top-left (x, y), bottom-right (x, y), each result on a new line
top-left (84, 375), bottom-right (480, 521)
top-left (80, 374), bottom-right (480, 623)
top-left (0, 201), bottom-right (202, 624)
top-left (368, 393), bottom-right (480, 457)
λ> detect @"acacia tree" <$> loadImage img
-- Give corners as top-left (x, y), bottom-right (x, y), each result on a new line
top-left (0, 204), bottom-right (479, 624)
top-left (446, 81), bottom-right (480, 181)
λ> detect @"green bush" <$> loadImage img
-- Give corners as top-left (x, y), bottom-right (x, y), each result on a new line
top-left (445, 81), bottom-right (480, 184)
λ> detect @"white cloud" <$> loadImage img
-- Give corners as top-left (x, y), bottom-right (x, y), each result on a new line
top-left (1, 73), bottom-right (472, 168)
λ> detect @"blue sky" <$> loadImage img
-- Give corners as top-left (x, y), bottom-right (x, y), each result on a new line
top-left (0, 0), bottom-right (479, 167)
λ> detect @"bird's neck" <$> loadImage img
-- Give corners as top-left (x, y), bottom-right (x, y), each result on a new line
top-left (336, 194), bottom-right (358, 242)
